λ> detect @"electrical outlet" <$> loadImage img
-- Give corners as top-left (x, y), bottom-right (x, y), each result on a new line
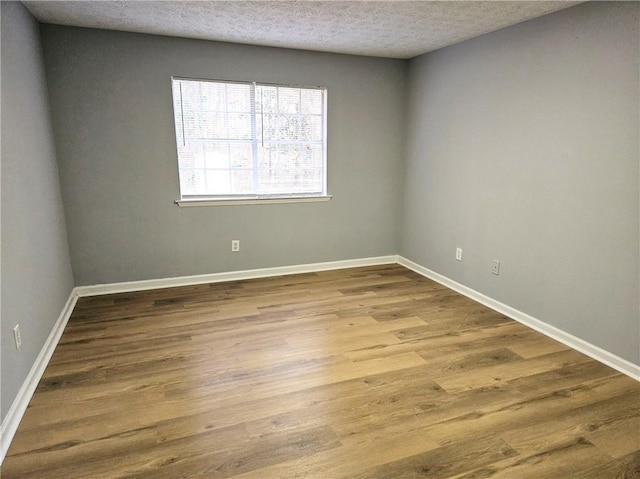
top-left (492, 260), bottom-right (500, 275)
top-left (455, 248), bottom-right (463, 261)
top-left (231, 240), bottom-right (240, 252)
top-left (13, 324), bottom-right (22, 350)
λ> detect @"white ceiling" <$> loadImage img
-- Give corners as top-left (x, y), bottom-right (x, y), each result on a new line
top-left (22, 1), bottom-right (583, 59)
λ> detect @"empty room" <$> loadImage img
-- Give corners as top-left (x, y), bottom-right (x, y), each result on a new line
top-left (1, 0), bottom-right (639, 477)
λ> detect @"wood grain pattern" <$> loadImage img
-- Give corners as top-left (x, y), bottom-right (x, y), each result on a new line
top-left (2, 265), bottom-right (639, 478)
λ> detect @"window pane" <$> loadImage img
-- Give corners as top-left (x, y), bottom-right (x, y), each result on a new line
top-left (206, 169), bottom-right (231, 195)
top-left (230, 143), bottom-right (253, 168)
top-left (181, 111), bottom-right (201, 140)
top-left (177, 142), bottom-right (205, 168)
top-left (256, 86), bottom-right (277, 114)
top-left (300, 144), bottom-right (323, 168)
top-left (179, 168), bottom-right (197, 195)
top-left (196, 82), bottom-right (226, 111)
top-left (258, 114), bottom-right (279, 141)
top-left (278, 87), bottom-right (300, 114)
top-left (231, 169), bottom-right (254, 194)
top-left (199, 112), bottom-right (227, 139)
top-left (278, 144), bottom-right (299, 168)
top-left (179, 168), bottom-right (208, 195)
top-left (301, 89), bottom-right (322, 114)
top-left (301, 116), bottom-right (322, 142)
top-left (226, 83), bottom-right (251, 112)
top-left (203, 143), bottom-right (228, 169)
top-left (257, 144), bottom-right (277, 169)
top-left (279, 116), bottom-right (300, 141)
top-left (227, 113), bottom-right (252, 140)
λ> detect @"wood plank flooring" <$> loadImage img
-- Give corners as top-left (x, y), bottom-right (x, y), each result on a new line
top-left (2, 264), bottom-right (639, 478)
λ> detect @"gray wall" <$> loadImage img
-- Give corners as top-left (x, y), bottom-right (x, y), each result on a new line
top-left (402, 2), bottom-right (640, 364)
top-left (1, 2), bottom-right (75, 422)
top-left (40, 26), bottom-right (407, 286)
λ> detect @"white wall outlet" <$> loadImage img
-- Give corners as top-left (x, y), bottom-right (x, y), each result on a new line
top-left (231, 240), bottom-right (240, 252)
top-left (455, 247), bottom-right (463, 261)
top-left (13, 324), bottom-right (22, 350)
top-left (492, 260), bottom-right (500, 275)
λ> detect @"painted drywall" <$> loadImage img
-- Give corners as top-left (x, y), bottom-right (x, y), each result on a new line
top-left (40, 26), bottom-right (406, 285)
top-left (1, 2), bottom-right (75, 423)
top-left (402, 2), bottom-right (640, 364)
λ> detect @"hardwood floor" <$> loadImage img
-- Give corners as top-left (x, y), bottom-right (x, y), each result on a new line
top-left (3, 264), bottom-right (639, 478)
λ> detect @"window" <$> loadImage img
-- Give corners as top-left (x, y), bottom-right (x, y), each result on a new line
top-left (171, 77), bottom-right (328, 205)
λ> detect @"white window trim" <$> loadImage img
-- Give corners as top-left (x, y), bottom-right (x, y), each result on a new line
top-left (172, 77), bottom-right (328, 205)
top-left (175, 194), bottom-right (332, 207)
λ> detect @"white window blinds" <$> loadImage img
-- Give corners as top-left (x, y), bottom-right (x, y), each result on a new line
top-left (172, 78), bottom-right (327, 199)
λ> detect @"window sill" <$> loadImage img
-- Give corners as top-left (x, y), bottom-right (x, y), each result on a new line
top-left (175, 195), bottom-right (332, 207)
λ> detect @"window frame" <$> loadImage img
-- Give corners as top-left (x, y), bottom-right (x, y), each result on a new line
top-left (171, 76), bottom-right (331, 207)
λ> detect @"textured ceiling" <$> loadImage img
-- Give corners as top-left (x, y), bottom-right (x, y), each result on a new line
top-left (23, 1), bottom-right (583, 59)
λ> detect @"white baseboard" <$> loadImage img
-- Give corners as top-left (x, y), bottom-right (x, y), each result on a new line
top-left (0, 291), bottom-right (78, 464)
top-left (75, 255), bottom-right (400, 297)
top-left (397, 256), bottom-right (640, 382)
